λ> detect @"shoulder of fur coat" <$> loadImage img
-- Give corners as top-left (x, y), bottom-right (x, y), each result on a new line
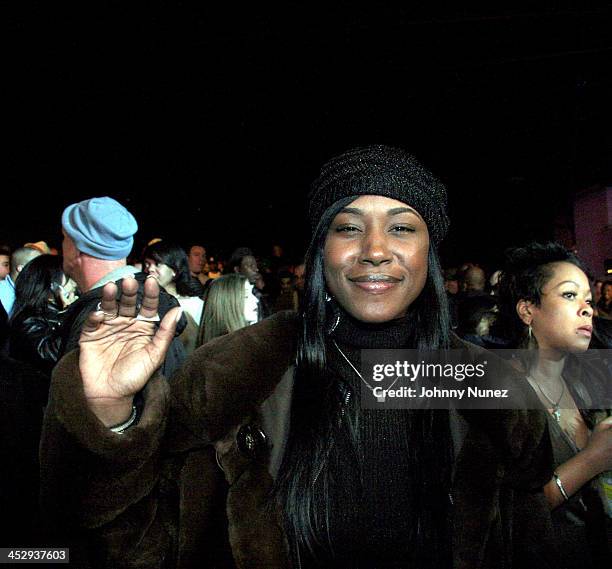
top-left (169, 310), bottom-right (300, 443)
top-left (169, 313), bottom-right (547, 477)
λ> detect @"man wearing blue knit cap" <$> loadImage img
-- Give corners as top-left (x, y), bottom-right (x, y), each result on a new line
top-left (61, 196), bottom-right (138, 290)
top-left (57, 197), bottom-right (187, 374)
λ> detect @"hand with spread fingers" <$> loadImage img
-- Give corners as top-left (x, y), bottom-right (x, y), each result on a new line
top-left (79, 276), bottom-right (182, 427)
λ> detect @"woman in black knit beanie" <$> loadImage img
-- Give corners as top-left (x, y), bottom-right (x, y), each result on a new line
top-left (42, 145), bottom-right (558, 568)
top-left (274, 145), bottom-right (453, 568)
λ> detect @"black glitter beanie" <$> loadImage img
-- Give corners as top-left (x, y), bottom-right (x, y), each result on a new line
top-left (307, 145), bottom-right (450, 246)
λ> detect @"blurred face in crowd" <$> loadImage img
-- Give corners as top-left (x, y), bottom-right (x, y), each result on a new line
top-left (238, 255), bottom-right (261, 285)
top-left (593, 280), bottom-right (602, 303)
top-left (602, 283), bottom-right (612, 303)
top-left (280, 276), bottom-right (293, 292)
top-left (53, 274), bottom-right (78, 308)
top-left (143, 258), bottom-right (175, 288)
top-left (294, 264), bottom-right (305, 292)
top-left (444, 278), bottom-right (459, 295)
top-left (59, 276), bottom-right (78, 307)
top-left (244, 280), bottom-right (259, 325)
top-left (324, 195), bottom-right (430, 323)
top-left (188, 246), bottom-right (206, 275)
top-left (518, 262), bottom-right (593, 355)
top-left (0, 255), bottom-right (9, 280)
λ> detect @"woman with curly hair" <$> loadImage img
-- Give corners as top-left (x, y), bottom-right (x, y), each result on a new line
top-left (497, 242), bottom-right (612, 566)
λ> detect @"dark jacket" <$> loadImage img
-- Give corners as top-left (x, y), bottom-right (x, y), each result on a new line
top-left (9, 304), bottom-right (64, 375)
top-left (0, 300), bottom-right (10, 356)
top-left (0, 356), bottom-right (50, 544)
top-left (41, 311), bottom-right (558, 569)
top-left (57, 271), bottom-right (188, 378)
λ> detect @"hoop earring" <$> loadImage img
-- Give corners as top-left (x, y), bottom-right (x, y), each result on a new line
top-left (528, 325), bottom-right (532, 341)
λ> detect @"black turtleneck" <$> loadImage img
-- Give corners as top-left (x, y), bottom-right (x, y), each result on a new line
top-left (329, 308), bottom-right (415, 350)
top-left (308, 306), bottom-right (451, 569)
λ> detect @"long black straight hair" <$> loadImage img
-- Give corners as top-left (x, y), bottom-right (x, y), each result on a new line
top-left (274, 196), bottom-right (452, 565)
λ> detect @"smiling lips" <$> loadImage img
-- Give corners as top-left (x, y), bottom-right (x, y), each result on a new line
top-left (576, 325), bottom-right (592, 338)
top-left (349, 274), bottom-right (403, 293)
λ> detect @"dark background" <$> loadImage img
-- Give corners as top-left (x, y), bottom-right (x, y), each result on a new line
top-left (5, 1), bottom-right (612, 269)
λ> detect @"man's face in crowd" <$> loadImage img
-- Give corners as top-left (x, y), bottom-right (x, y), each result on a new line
top-left (294, 264), bottom-right (305, 292)
top-left (445, 279), bottom-right (459, 295)
top-left (239, 255), bottom-right (260, 285)
top-left (188, 246), bottom-right (206, 274)
top-left (0, 255), bottom-right (10, 280)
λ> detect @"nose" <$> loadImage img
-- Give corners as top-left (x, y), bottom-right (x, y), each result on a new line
top-left (359, 228), bottom-right (392, 267)
top-left (579, 300), bottom-right (593, 318)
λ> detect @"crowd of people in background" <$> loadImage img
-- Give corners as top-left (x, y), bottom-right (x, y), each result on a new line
top-left (0, 184), bottom-right (610, 565)
top-left (2, 232), bottom-right (610, 373)
top-left (0, 235), bottom-right (308, 366)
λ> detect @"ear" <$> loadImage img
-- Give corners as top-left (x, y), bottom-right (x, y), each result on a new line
top-left (516, 299), bottom-right (533, 326)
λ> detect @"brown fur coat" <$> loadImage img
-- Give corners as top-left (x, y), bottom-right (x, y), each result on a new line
top-left (40, 311), bottom-right (559, 568)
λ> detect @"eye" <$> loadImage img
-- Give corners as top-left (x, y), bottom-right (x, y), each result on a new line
top-left (389, 225), bottom-right (415, 233)
top-left (335, 224), bottom-right (361, 233)
top-left (561, 291), bottom-right (577, 300)
top-left (586, 299), bottom-right (593, 306)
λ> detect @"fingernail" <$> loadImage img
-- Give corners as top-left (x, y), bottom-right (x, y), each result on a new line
top-left (175, 308), bottom-right (183, 322)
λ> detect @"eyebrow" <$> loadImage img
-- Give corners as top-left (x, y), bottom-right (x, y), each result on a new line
top-left (340, 206), bottom-right (422, 218)
top-left (551, 280), bottom-right (591, 293)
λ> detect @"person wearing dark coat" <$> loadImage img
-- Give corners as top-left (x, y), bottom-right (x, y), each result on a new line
top-left (497, 242), bottom-right (612, 566)
top-left (0, 299), bottom-right (9, 356)
top-left (43, 308), bottom-right (558, 568)
top-left (9, 255), bottom-right (69, 375)
top-left (41, 146), bottom-right (559, 568)
top-left (0, 356), bottom-right (50, 545)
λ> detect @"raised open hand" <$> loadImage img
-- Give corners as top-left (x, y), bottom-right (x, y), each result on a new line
top-left (79, 275), bottom-right (182, 427)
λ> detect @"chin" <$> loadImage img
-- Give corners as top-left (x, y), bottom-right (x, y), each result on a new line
top-left (568, 343), bottom-right (591, 354)
top-left (348, 307), bottom-right (400, 324)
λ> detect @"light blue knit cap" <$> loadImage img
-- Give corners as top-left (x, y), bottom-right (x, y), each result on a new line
top-left (61, 197), bottom-right (138, 260)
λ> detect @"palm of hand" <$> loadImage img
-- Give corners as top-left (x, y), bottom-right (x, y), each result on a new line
top-left (77, 277), bottom-right (180, 411)
top-left (80, 318), bottom-right (163, 402)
